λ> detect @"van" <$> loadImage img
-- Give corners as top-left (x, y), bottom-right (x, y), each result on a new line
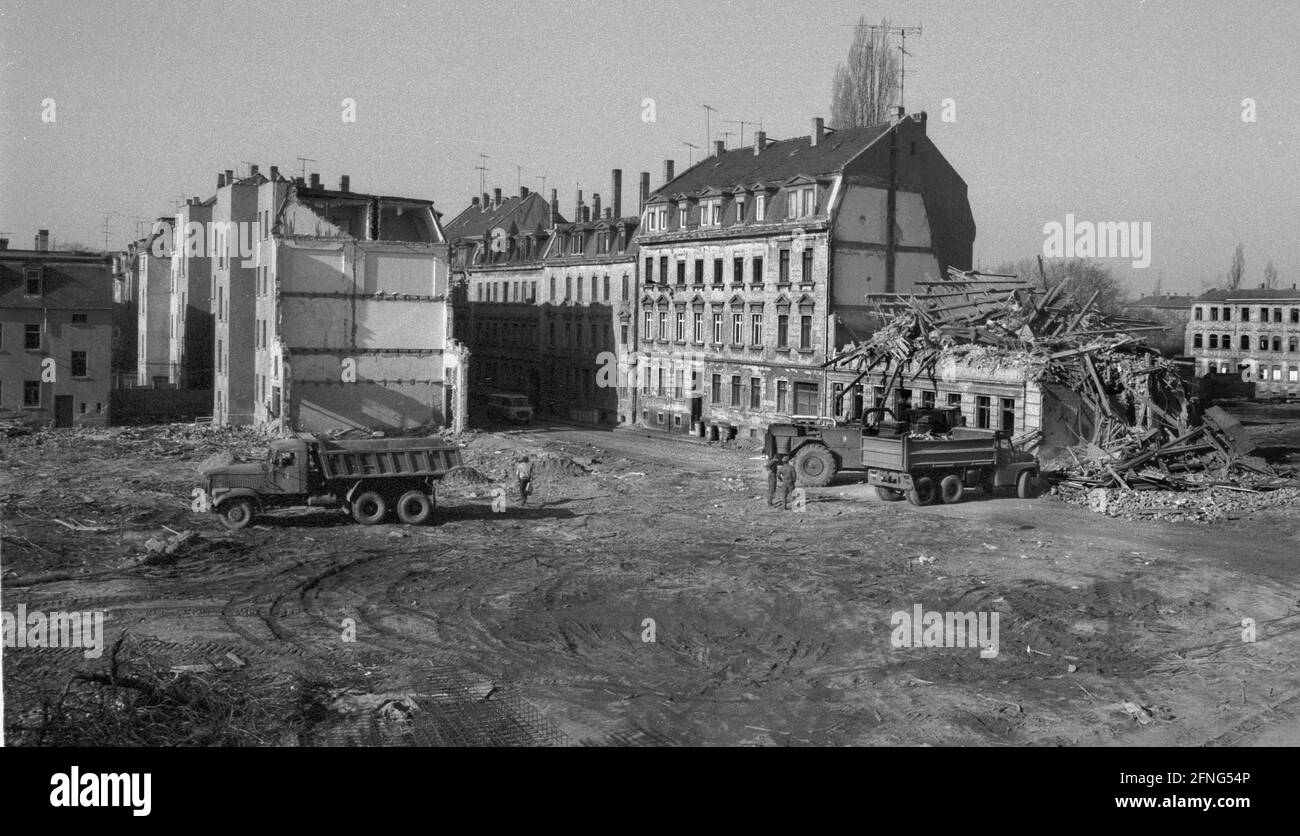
top-left (485, 392), bottom-right (534, 423)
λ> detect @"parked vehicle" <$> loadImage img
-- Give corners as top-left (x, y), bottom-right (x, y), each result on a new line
top-left (202, 435), bottom-right (463, 529)
top-left (765, 408), bottom-right (1040, 505)
top-left (484, 392), bottom-right (534, 423)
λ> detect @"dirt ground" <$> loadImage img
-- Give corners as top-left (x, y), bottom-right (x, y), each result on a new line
top-left (3, 409), bottom-right (1299, 746)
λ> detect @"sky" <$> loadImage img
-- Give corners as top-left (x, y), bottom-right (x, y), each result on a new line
top-left (1, 0), bottom-right (1297, 297)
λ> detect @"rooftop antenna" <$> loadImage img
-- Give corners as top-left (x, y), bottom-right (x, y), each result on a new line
top-left (702, 104), bottom-right (718, 148)
top-left (535, 174), bottom-right (547, 198)
top-left (475, 154), bottom-right (490, 196)
top-left (722, 119), bottom-right (757, 147)
top-left (100, 213), bottom-right (113, 251)
top-left (295, 156), bottom-right (316, 180)
top-left (718, 130), bottom-right (734, 148)
top-left (680, 140), bottom-right (699, 166)
top-left (847, 22), bottom-right (922, 111)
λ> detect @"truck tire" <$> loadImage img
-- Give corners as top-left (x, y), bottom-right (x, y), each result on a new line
top-left (396, 491), bottom-right (433, 525)
top-left (218, 497), bottom-right (256, 530)
top-left (940, 474), bottom-right (965, 504)
top-left (793, 444), bottom-right (836, 487)
top-left (875, 486), bottom-right (905, 502)
top-left (1017, 469), bottom-right (1040, 500)
top-left (907, 477), bottom-right (935, 506)
top-left (351, 491), bottom-right (389, 525)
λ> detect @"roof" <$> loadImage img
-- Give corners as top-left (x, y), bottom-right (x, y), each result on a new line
top-left (649, 122), bottom-right (893, 199)
top-left (443, 192), bottom-right (565, 242)
top-left (1124, 294), bottom-right (1198, 308)
top-left (295, 186), bottom-right (433, 206)
top-left (1196, 288), bottom-right (1300, 303)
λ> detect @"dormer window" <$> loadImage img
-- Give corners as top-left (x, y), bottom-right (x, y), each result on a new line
top-left (679, 205), bottom-right (688, 229)
top-left (656, 207), bottom-right (668, 229)
top-left (756, 193), bottom-right (767, 221)
top-left (734, 195), bottom-right (746, 224)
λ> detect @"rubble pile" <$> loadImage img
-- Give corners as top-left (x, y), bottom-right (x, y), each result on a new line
top-left (828, 267), bottom-right (1297, 504)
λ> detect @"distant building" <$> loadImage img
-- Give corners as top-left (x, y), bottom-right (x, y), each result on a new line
top-left (167, 197), bottom-right (214, 390)
top-left (211, 167), bottom-right (262, 424)
top-left (1187, 287), bottom-right (1300, 397)
top-left (1120, 293), bottom-right (1196, 357)
top-left (634, 111), bottom-right (975, 439)
top-left (0, 231), bottom-right (113, 427)
top-left (133, 222), bottom-right (174, 388)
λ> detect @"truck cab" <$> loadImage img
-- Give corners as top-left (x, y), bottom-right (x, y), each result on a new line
top-left (205, 438), bottom-right (315, 510)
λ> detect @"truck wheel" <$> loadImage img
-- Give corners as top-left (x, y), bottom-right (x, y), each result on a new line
top-left (907, 477), bottom-right (935, 506)
top-left (396, 491), bottom-right (433, 525)
top-left (793, 445), bottom-right (836, 487)
top-left (940, 475), bottom-right (965, 504)
top-left (218, 498), bottom-right (255, 530)
top-left (875, 486), bottom-right (905, 502)
top-left (351, 491), bottom-right (389, 525)
top-left (1017, 470), bottom-right (1040, 500)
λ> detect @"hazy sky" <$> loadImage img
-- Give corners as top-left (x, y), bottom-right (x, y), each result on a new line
top-left (1, 0), bottom-right (1297, 295)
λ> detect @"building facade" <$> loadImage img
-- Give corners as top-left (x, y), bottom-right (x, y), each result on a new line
top-left (1120, 293), bottom-right (1196, 357)
top-left (134, 226), bottom-right (173, 388)
top-left (167, 197), bottom-right (214, 390)
top-left (0, 231), bottom-right (114, 427)
top-left (1187, 287), bottom-right (1300, 396)
top-left (211, 168), bottom-right (262, 424)
top-left (634, 112), bottom-right (975, 439)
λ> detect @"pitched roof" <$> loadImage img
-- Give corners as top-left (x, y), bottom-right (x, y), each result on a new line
top-left (650, 123), bottom-right (893, 199)
top-left (1196, 288), bottom-right (1300, 302)
top-left (443, 192), bottom-right (565, 242)
top-left (1124, 294), bottom-right (1197, 308)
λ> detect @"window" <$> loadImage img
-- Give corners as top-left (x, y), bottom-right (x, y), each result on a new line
top-left (1259, 306), bottom-right (1268, 321)
top-left (676, 261), bottom-right (686, 286)
top-left (1000, 398), bottom-right (1016, 433)
top-left (776, 380), bottom-right (788, 412)
top-left (711, 374), bottom-right (721, 404)
top-left (71, 351), bottom-right (87, 377)
top-left (1260, 336), bottom-right (1268, 351)
top-left (693, 311), bottom-right (703, 343)
top-left (657, 368), bottom-right (665, 397)
top-left (750, 377), bottom-right (762, 409)
top-left (921, 390), bottom-right (936, 409)
top-left (565, 276), bottom-right (572, 300)
top-left (1290, 337), bottom-right (1298, 353)
top-left (730, 375), bottom-right (741, 407)
top-left (1290, 366), bottom-right (1299, 382)
top-left (694, 259), bottom-right (704, 285)
top-left (1222, 307), bottom-right (1231, 322)
top-left (622, 274), bottom-right (629, 300)
top-left (25, 323), bottom-right (41, 350)
top-left (793, 382), bottom-right (819, 415)
top-left (24, 266), bottom-right (43, 296)
top-left (675, 311), bottom-right (685, 341)
top-left (753, 256), bottom-right (764, 284)
top-left (732, 312), bottom-right (744, 345)
top-left (1273, 336), bottom-right (1282, 352)
top-left (734, 196), bottom-right (745, 222)
top-left (24, 380), bottom-right (40, 407)
top-left (756, 193), bottom-right (767, 221)
top-left (712, 202), bottom-right (721, 225)
top-left (779, 249), bottom-right (790, 284)
top-left (531, 281), bottom-right (538, 302)
top-left (658, 311), bottom-right (667, 340)
top-left (799, 315), bottom-right (812, 348)
top-left (1209, 334), bottom-right (1218, 349)
top-left (577, 276), bottom-right (584, 302)
top-left (787, 191), bottom-right (799, 219)
top-left (777, 314), bottom-right (789, 348)
top-left (1275, 308), bottom-right (1284, 323)
top-left (1291, 308), bottom-right (1299, 324)
top-left (1194, 307), bottom-right (1203, 320)
top-left (644, 258), bottom-right (653, 284)
top-left (71, 313), bottom-right (88, 324)
top-left (712, 258), bottom-right (723, 286)
top-left (801, 249), bottom-right (813, 283)
top-left (621, 324), bottom-right (628, 345)
top-left (751, 313), bottom-right (762, 345)
top-left (674, 369), bottom-right (684, 399)
top-left (1210, 307), bottom-right (1219, 320)
top-left (643, 310), bottom-right (652, 341)
top-left (976, 396), bottom-right (992, 429)
top-left (947, 392), bottom-right (962, 410)
top-left (660, 256), bottom-right (669, 284)
top-left (1242, 335), bottom-right (1250, 350)
top-left (733, 257), bottom-right (743, 285)
top-left (712, 312), bottom-right (723, 344)
top-left (801, 187), bottom-right (815, 216)
top-left (1193, 333), bottom-right (1203, 348)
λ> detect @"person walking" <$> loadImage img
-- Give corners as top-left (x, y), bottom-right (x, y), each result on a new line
top-left (775, 455), bottom-right (798, 510)
top-left (515, 455), bottom-right (534, 506)
top-left (765, 454), bottom-right (780, 506)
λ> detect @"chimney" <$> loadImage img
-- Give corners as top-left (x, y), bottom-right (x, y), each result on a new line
top-left (309, 172), bottom-right (321, 189)
top-left (294, 176), bottom-right (305, 188)
top-left (592, 192), bottom-right (602, 220)
top-left (493, 187), bottom-right (502, 207)
top-left (611, 169), bottom-right (622, 218)
top-left (270, 165), bottom-right (279, 181)
top-left (482, 192), bottom-right (490, 210)
top-left (226, 169), bottom-right (234, 185)
top-left (340, 175), bottom-right (351, 192)
top-left (550, 188), bottom-right (558, 228)
top-left (575, 188), bottom-right (583, 220)
top-left (811, 117), bottom-right (824, 146)
top-left (0, 238), bottom-right (8, 250)
top-left (471, 196), bottom-right (480, 207)
top-left (218, 172), bottom-right (226, 189)
top-left (639, 172), bottom-right (650, 210)
top-left (753, 132), bottom-right (766, 155)
top-left (36, 229), bottom-right (50, 251)
top-left (605, 208), bottom-right (612, 219)
top-left (582, 206), bottom-right (591, 223)
top-left (520, 185), bottom-right (530, 199)
top-left (714, 139), bottom-right (726, 156)
top-left (663, 160), bottom-right (674, 184)
top-left (249, 164), bottom-right (259, 177)
top-left (890, 105), bottom-right (906, 123)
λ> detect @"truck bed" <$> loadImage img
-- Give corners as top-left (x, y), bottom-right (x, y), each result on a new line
top-left (860, 431), bottom-right (999, 472)
top-left (309, 437), bottom-right (462, 480)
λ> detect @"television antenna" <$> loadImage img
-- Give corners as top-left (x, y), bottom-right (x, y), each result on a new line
top-left (702, 104), bottom-right (718, 148)
top-left (847, 23), bottom-right (922, 111)
top-left (722, 119), bottom-right (757, 147)
top-left (680, 140), bottom-right (699, 166)
top-left (475, 154), bottom-right (490, 195)
top-left (295, 156), bottom-right (316, 180)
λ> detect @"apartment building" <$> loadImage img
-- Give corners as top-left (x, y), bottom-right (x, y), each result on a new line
top-left (634, 110), bottom-right (975, 438)
top-left (211, 167), bottom-right (262, 424)
top-left (1120, 293), bottom-right (1196, 357)
top-left (0, 231), bottom-right (113, 427)
top-left (133, 225), bottom-right (173, 388)
top-left (1187, 287), bottom-right (1300, 397)
top-left (167, 196), bottom-right (214, 389)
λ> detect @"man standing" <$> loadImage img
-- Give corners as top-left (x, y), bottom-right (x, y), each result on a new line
top-left (776, 455), bottom-right (798, 510)
top-left (765, 454), bottom-right (780, 506)
top-left (516, 455), bottom-right (534, 506)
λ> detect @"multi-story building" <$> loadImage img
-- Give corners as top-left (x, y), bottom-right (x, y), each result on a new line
top-left (0, 231), bottom-right (113, 427)
top-left (1187, 287), bottom-right (1300, 396)
top-left (253, 170), bottom-right (461, 431)
top-left (133, 225), bottom-right (173, 388)
top-left (211, 167), bottom-right (262, 424)
top-left (167, 196), bottom-right (214, 389)
top-left (1121, 293), bottom-right (1196, 357)
top-left (634, 111), bottom-right (974, 439)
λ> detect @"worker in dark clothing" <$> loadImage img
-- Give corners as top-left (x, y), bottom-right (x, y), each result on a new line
top-left (775, 456), bottom-right (798, 510)
top-left (516, 455), bottom-right (534, 506)
top-left (765, 454), bottom-right (780, 505)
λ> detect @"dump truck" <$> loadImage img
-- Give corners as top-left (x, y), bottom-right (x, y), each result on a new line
top-left (202, 435), bottom-right (463, 529)
top-left (765, 408), bottom-right (1040, 505)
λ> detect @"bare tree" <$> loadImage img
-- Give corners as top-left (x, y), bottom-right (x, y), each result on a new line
top-left (993, 257), bottom-right (1130, 316)
top-left (1264, 260), bottom-right (1278, 289)
top-left (1228, 243), bottom-right (1245, 290)
top-left (830, 16), bottom-right (900, 128)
